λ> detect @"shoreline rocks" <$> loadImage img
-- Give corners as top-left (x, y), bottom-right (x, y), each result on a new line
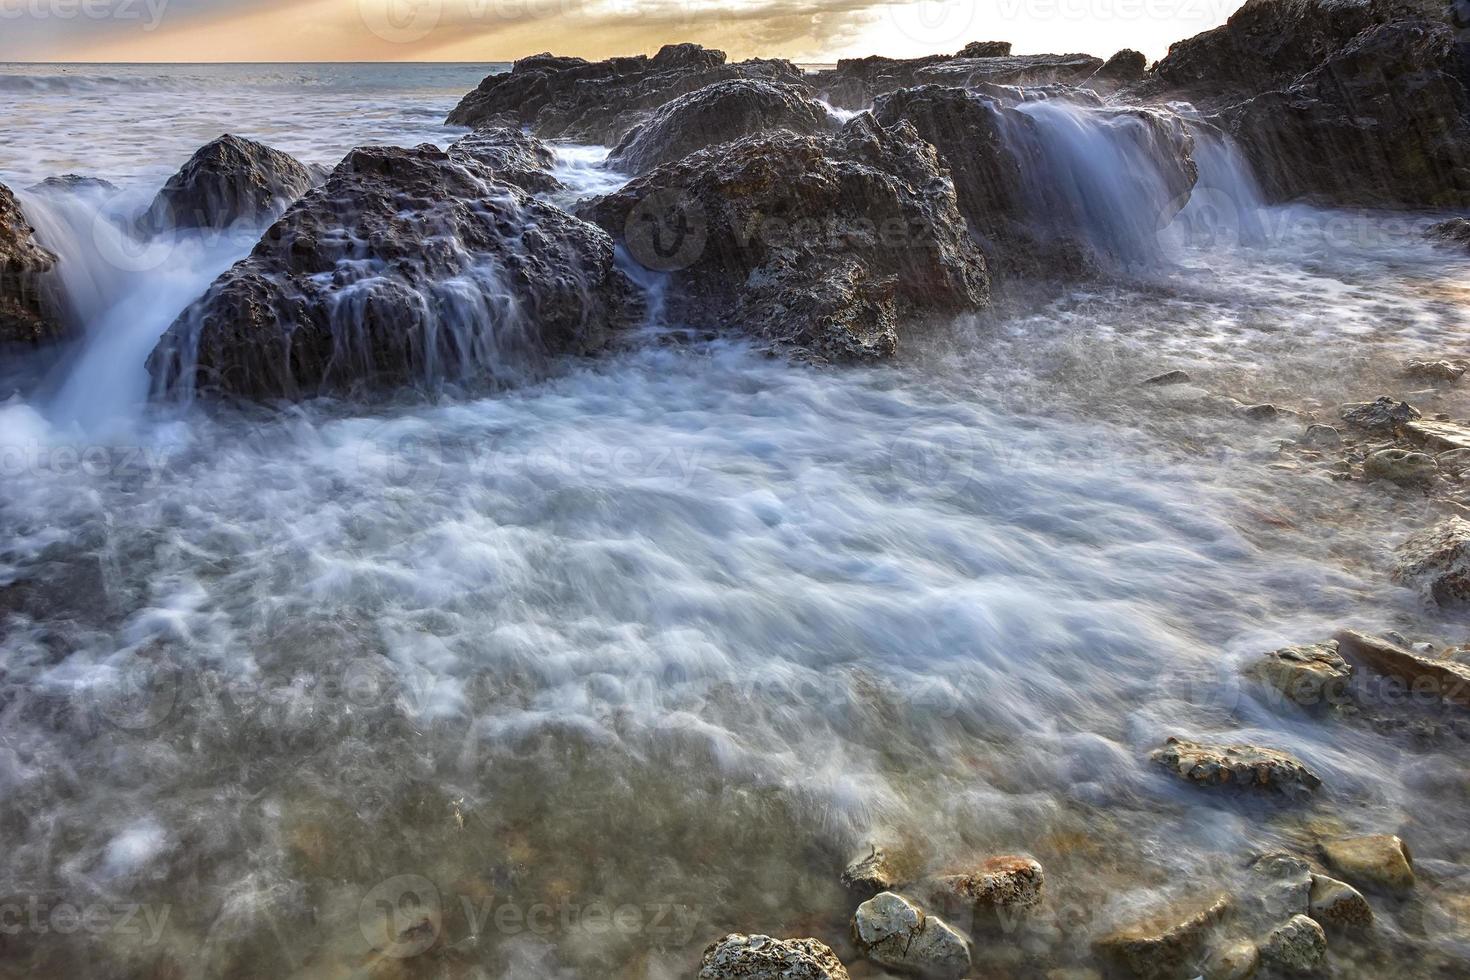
top-left (1246, 641), bottom-right (1353, 710)
top-left (1094, 892), bottom-right (1231, 980)
top-left (0, 182), bottom-right (64, 345)
top-left (698, 934), bottom-right (850, 980)
top-left (852, 891), bottom-right (971, 979)
top-left (448, 126), bottom-right (563, 193)
top-left (1320, 834), bottom-right (1415, 895)
top-left (1335, 630), bottom-right (1470, 708)
top-left (145, 134), bottom-right (318, 232)
top-left (1390, 519), bottom-right (1470, 607)
top-left (1151, 737), bottom-right (1322, 797)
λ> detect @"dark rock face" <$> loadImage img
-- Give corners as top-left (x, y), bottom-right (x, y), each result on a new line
top-left (445, 44), bottom-right (805, 144)
top-left (26, 175), bottom-right (119, 196)
top-left (147, 144), bottom-right (641, 400)
top-left (0, 182), bottom-right (63, 345)
top-left (1429, 216), bottom-right (1470, 249)
top-left (958, 41), bottom-right (1013, 58)
top-left (579, 115), bottom-right (989, 363)
top-left (812, 52), bottom-right (1104, 110)
top-left (1096, 48), bottom-right (1149, 83)
top-left (607, 79), bottom-right (835, 174)
top-left (146, 134), bottom-right (319, 231)
top-left (448, 126), bottom-right (563, 193)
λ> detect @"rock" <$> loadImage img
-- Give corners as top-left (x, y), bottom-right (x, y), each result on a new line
top-left (1320, 835), bottom-right (1415, 894)
top-left (146, 134), bottom-right (317, 232)
top-left (1339, 396), bottom-right (1420, 434)
top-left (26, 174), bottom-right (118, 195)
top-left (148, 143), bottom-right (640, 400)
top-left (1094, 893), bottom-right (1232, 980)
top-left (842, 846), bottom-right (897, 897)
top-left (1402, 359), bottom-right (1466, 383)
top-left (1242, 403), bottom-right (1280, 421)
top-left (1245, 642), bottom-right (1353, 710)
top-left (1363, 448), bottom-right (1439, 486)
top-left (958, 41), bottom-right (1013, 58)
top-left (1248, 852), bottom-right (1313, 924)
top-left (1335, 630), bottom-right (1470, 708)
top-left (812, 52), bottom-right (1103, 110)
top-left (445, 45), bottom-right (804, 143)
top-left (447, 127), bottom-right (562, 193)
top-left (1302, 424), bottom-right (1341, 448)
top-left (1151, 737), bottom-right (1321, 797)
top-left (1308, 873), bottom-right (1373, 930)
top-left (1428, 217), bottom-right (1470, 250)
top-left (925, 856), bottom-right (1045, 914)
top-left (1403, 419), bottom-right (1470, 453)
top-left (0, 181), bottom-right (64, 345)
top-left (697, 934), bottom-right (850, 980)
top-left (1388, 520), bottom-right (1470, 608)
top-left (852, 891), bottom-right (971, 979)
top-left (1437, 447), bottom-right (1470, 476)
top-left (1260, 914), bottom-right (1326, 974)
top-left (579, 114), bottom-right (988, 363)
top-left (1203, 940), bottom-right (1259, 980)
top-left (1142, 370), bottom-right (1192, 386)
top-left (607, 79), bottom-right (833, 175)
top-left (1095, 49), bottom-right (1149, 84)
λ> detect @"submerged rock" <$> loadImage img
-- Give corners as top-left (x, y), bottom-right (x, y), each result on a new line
top-left (26, 174), bottom-right (118, 196)
top-left (1308, 873), bottom-right (1374, 930)
top-left (842, 845), bottom-right (898, 898)
top-left (0, 181), bottom-right (63, 345)
top-left (1151, 737), bottom-right (1321, 797)
top-left (1302, 424), bottom-right (1341, 448)
top-left (697, 934), bottom-right (850, 980)
top-left (1203, 940), bottom-right (1260, 980)
top-left (1402, 359), bottom-right (1466, 383)
top-left (580, 114), bottom-right (988, 363)
top-left (448, 127), bottom-right (562, 193)
top-left (1363, 448), bottom-right (1439, 486)
top-left (1142, 370), bottom-right (1192, 386)
top-left (1320, 834), bottom-right (1415, 894)
top-left (1339, 396), bottom-right (1420, 434)
top-left (1245, 641), bottom-right (1353, 710)
top-left (146, 134), bottom-right (318, 232)
top-left (1389, 520), bottom-right (1470, 608)
top-left (852, 891), bottom-right (971, 979)
top-left (1428, 217), bottom-right (1470, 250)
top-left (148, 143), bottom-right (640, 400)
top-left (1260, 914), bottom-right (1326, 974)
top-left (1335, 630), bottom-right (1470, 708)
top-left (924, 855), bottom-right (1045, 914)
top-left (608, 79), bottom-right (833, 175)
top-left (1094, 893), bottom-right (1232, 980)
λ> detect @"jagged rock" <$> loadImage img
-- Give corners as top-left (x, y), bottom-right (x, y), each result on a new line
top-left (1260, 914), bottom-right (1326, 974)
top-left (1308, 873), bottom-right (1374, 930)
top-left (1151, 737), bottom-right (1321, 797)
top-left (1204, 940), bottom-right (1260, 980)
top-left (1388, 520), bottom-right (1470, 608)
top-left (1335, 630), bottom-right (1470, 707)
top-left (445, 45), bottom-right (804, 143)
top-left (842, 846), bottom-right (897, 897)
top-left (924, 856), bottom-right (1045, 914)
top-left (1303, 424), bottom-right (1341, 448)
top-left (852, 892), bottom-right (971, 979)
top-left (147, 143), bottom-right (639, 400)
top-left (579, 114), bottom-right (988, 363)
top-left (1094, 893), bottom-right (1232, 980)
top-left (1096, 49), bottom-right (1149, 83)
top-left (812, 52), bottom-right (1102, 110)
top-left (1363, 448), bottom-right (1439, 486)
top-left (1339, 396), bottom-right (1421, 434)
top-left (1320, 835), bottom-right (1415, 894)
top-left (146, 134), bottom-right (317, 231)
top-left (607, 79), bottom-right (833, 175)
top-left (448, 127), bottom-right (562, 193)
top-left (697, 934), bottom-right (850, 980)
top-left (1143, 370), bottom-right (1191, 386)
top-left (1402, 359), bottom-right (1466, 382)
top-left (1246, 641), bottom-right (1353, 710)
top-left (958, 41), bottom-right (1013, 58)
top-left (1429, 217), bottom-right (1470, 250)
top-left (0, 181), bottom-right (63, 345)
top-left (26, 174), bottom-right (118, 195)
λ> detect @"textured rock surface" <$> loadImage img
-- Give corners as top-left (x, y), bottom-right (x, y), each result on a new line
top-left (1340, 396), bottom-right (1421, 434)
top-left (1335, 630), bottom-right (1470, 706)
top-left (608, 79), bottom-right (833, 174)
top-left (580, 115), bottom-right (988, 363)
top-left (1096, 48), bottom-right (1149, 83)
top-left (852, 892), bottom-right (971, 979)
top-left (1363, 448), bottom-right (1439, 486)
top-left (146, 134), bottom-right (317, 231)
top-left (925, 856), bottom-right (1046, 913)
top-left (0, 181), bottom-right (62, 345)
top-left (1246, 641), bottom-right (1353, 709)
top-left (1151, 737), bottom-right (1321, 796)
top-left (1308, 873), bottom-right (1374, 929)
top-left (148, 143), bottom-right (640, 400)
top-left (448, 126), bottom-right (563, 193)
top-left (1260, 914), bottom-right (1327, 974)
top-left (1321, 834), bottom-right (1416, 894)
top-left (1094, 893), bottom-right (1232, 980)
top-left (811, 51), bottom-right (1102, 110)
top-left (1389, 520), bottom-right (1470, 608)
top-left (842, 846), bottom-right (898, 897)
top-left (697, 934), bottom-right (850, 980)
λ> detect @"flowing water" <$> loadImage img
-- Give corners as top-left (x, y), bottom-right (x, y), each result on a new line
top-left (2, 64), bottom-right (1470, 979)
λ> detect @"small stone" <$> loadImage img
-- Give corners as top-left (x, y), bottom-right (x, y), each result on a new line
top-left (1260, 914), bottom-right (1326, 974)
top-left (842, 845), bottom-right (896, 897)
top-left (1320, 835), bottom-right (1415, 895)
top-left (698, 934), bottom-right (851, 980)
top-left (925, 855), bottom-right (1045, 913)
top-left (1243, 403), bottom-right (1280, 421)
top-left (1363, 448), bottom-right (1438, 486)
top-left (852, 892), bottom-right (971, 979)
top-left (1308, 873), bottom-right (1373, 930)
top-left (1094, 893), bottom-right (1232, 980)
top-left (1302, 424), bottom-right (1341, 448)
top-left (1245, 642), bottom-right (1353, 710)
top-left (1142, 370), bottom-right (1191, 386)
top-left (1151, 737), bottom-right (1322, 797)
top-left (1204, 940), bottom-right (1260, 980)
top-left (1248, 852), bottom-right (1312, 922)
top-left (1403, 360), bottom-right (1467, 383)
top-left (1340, 397), bottom-right (1420, 434)
top-left (1391, 518), bottom-right (1470, 608)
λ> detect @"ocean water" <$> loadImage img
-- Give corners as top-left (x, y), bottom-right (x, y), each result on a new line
top-left (2, 63), bottom-right (1470, 979)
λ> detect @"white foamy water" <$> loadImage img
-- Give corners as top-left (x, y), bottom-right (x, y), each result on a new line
top-left (2, 64), bottom-right (1470, 979)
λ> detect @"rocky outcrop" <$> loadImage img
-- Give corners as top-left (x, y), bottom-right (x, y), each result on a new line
top-left (146, 134), bottom-right (319, 232)
top-left (607, 79), bottom-right (834, 174)
top-left (811, 50), bottom-right (1102, 110)
top-left (26, 174), bottom-right (118, 196)
top-left (914, 53), bottom-right (1106, 90)
top-left (1096, 49), bottom-right (1149, 84)
top-left (445, 44), bottom-right (804, 144)
top-left (0, 182), bottom-right (63, 345)
top-left (851, 892), bottom-right (971, 979)
top-left (1094, 893), bottom-right (1232, 980)
top-left (1390, 519), bottom-right (1470, 607)
top-left (579, 114), bottom-right (988, 363)
top-left (1320, 834), bottom-right (1416, 894)
top-left (1335, 630), bottom-right (1470, 706)
top-left (697, 934), bottom-right (850, 980)
top-left (448, 127), bottom-right (562, 193)
top-left (1340, 396), bottom-right (1421, 434)
top-left (147, 143), bottom-right (640, 400)
top-left (923, 856), bottom-right (1046, 915)
top-left (1151, 737), bottom-right (1321, 797)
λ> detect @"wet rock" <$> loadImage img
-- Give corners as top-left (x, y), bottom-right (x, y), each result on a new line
top-left (1302, 424), bottom-right (1341, 448)
top-left (0, 181), bottom-right (63, 345)
top-left (1260, 914), bottom-right (1326, 974)
top-left (1094, 893), bottom-right (1232, 980)
top-left (1246, 641), bottom-right (1353, 710)
top-left (1247, 852), bottom-right (1313, 925)
top-left (607, 79), bottom-right (834, 175)
top-left (1428, 217), bottom-right (1470, 250)
top-left (925, 855), bottom-right (1045, 914)
top-left (1402, 359), bottom-right (1466, 383)
top-left (580, 114), bottom-right (988, 363)
top-left (1203, 940), bottom-right (1259, 980)
top-left (448, 127), bottom-right (563, 193)
top-left (1095, 49), bottom-right (1149, 84)
top-left (1335, 630), bottom-right (1470, 708)
top-left (1339, 396), bottom-right (1420, 434)
top-left (698, 934), bottom-right (850, 980)
top-left (1320, 835), bottom-right (1415, 894)
top-left (1437, 447), bottom-right (1470, 477)
top-left (1308, 873), bottom-right (1373, 930)
top-left (1388, 520), bottom-right (1470, 608)
top-left (1142, 370), bottom-right (1191, 386)
top-left (445, 45), bottom-right (804, 144)
top-left (1151, 737), bottom-right (1321, 797)
top-left (812, 52), bottom-right (1103, 110)
top-left (1363, 448), bottom-right (1439, 486)
top-left (1242, 403), bottom-right (1280, 421)
top-left (146, 134), bottom-right (317, 231)
top-left (1403, 419), bottom-right (1470, 453)
top-left (852, 891), bottom-right (971, 979)
top-left (958, 41), bottom-right (1013, 58)
top-left (148, 143), bottom-right (640, 400)
top-left (26, 174), bottom-right (118, 195)
top-left (842, 845), bottom-right (897, 897)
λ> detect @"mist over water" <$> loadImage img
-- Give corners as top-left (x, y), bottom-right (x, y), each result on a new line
top-left (2, 64), bottom-right (1470, 979)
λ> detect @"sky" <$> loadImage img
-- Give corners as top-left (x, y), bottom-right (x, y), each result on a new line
top-left (0, 0), bottom-right (1249, 64)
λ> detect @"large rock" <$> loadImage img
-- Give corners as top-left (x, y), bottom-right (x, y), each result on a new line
top-left (146, 134), bottom-right (318, 231)
top-left (913, 53), bottom-right (1106, 90)
top-left (1339, 396), bottom-right (1421, 434)
top-left (147, 143), bottom-right (640, 400)
top-left (923, 856), bottom-right (1046, 915)
top-left (697, 934), bottom-right (850, 980)
top-left (1259, 914), bottom-right (1327, 974)
top-left (448, 127), bottom-right (562, 193)
top-left (1320, 834), bottom-right (1415, 894)
top-left (1389, 519), bottom-right (1470, 607)
top-left (1245, 641), bottom-right (1354, 709)
top-left (0, 182), bottom-right (63, 345)
top-left (607, 79), bottom-right (834, 174)
top-left (579, 114), bottom-right (988, 363)
top-left (444, 45), bottom-right (804, 144)
top-left (851, 891), bottom-right (971, 979)
top-left (1335, 629), bottom-right (1470, 707)
top-left (1094, 893), bottom-right (1232, 980)
top-left (1308, 873), bottom-right (1374, 930)
top-left (1151, 737), bottom-right (1321, 797)
top-left (810, 51), bottom-right (1102, 110)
